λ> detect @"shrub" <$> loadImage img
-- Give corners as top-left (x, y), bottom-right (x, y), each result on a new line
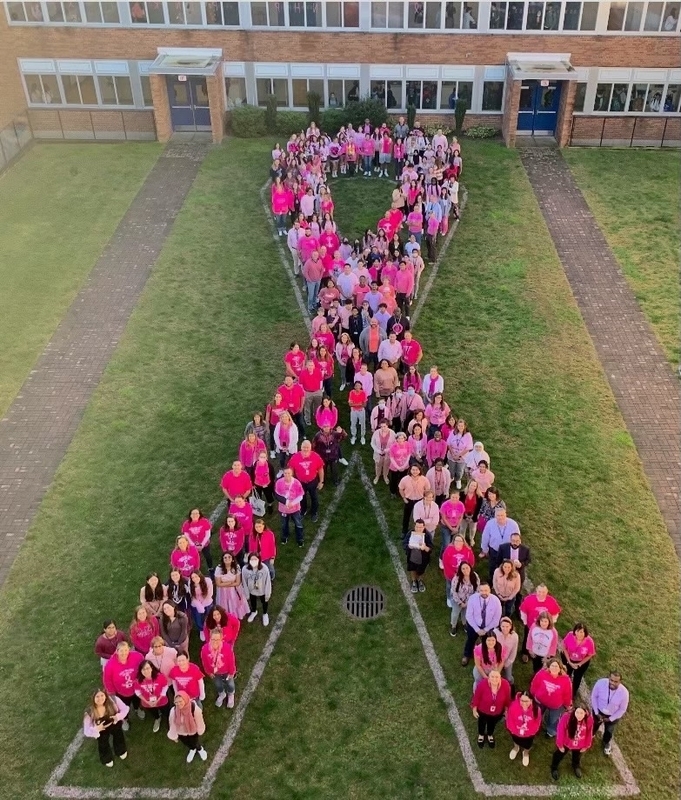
top-left (320, 107), bottom-right (347, 134)
top-left (307, 91), bottom-right (322, 125)
top-left (454, 99), bottom-right (468, 136)
top-left (407, 104), bottom-right (416, 129)
top-left (265, 94), bottom-right (278, 134)
top-left (228, 105), bottom-right (266, 138)
top-left (464, 125), bottom-right (499, 139)
top-left (276, 110), bottom-right (308, 136)
top-left (342, 97), bottom-right (390, 129)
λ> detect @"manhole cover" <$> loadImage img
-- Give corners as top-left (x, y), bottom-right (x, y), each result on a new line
top-left (342, 585), bottom-right (386, 620)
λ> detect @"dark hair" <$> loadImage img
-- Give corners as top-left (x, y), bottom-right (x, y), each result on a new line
top-left (481, 634), bottom-right (503, 666)
top-left (455, 563), bottom-right (478, 593)
top-left (572, 621), bottom-right (589, 637)
top-left (485, 486), bottom-right (500, 500)
top-left (189, 570), bottom-right (209, 598)
top-left (222, 513), bottom-right (241, 530)
top-left (247, 552), bottom-right (263, 569)
top-left (186, 508), bottom-right (205, 522)
top-left (517, 691), bottom-right (540, 718)
top-left (566, 705), bottom-right (591, 739)
top-left (101, 619), bottom-right (116, 631)
top-left (176, 650), bottom-right (189, 660)
top-left (144, 573), bottom-right (164, 603)
top-left (166, 571), bottom-right (189, 600)
top-left (477, 459), bottom-right (489, 468)
top-left (206, 605), bottom-right (229, 631)
top-left (137, 659), bottom-right (160, 682)
top-left (220, 551), bottom-right (238, 573)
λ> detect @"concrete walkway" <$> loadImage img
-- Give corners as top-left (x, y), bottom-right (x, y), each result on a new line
top-left (0, 142), bottom-right (209, 586)
top-left (520, 147), bottom-right (681, 557)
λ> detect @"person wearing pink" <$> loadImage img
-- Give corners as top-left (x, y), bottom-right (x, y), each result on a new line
top-left (103, 641), bottom-right (144, 725)
top-left (443, 534), bottom-right (475, 601)
top-left (169, 651), bottom-right (205, 707)
top-left (473, 632), bottom-right (509, 688)
top-left (170, 534), bottom-right (201, 579)
top-left (239, 432), bottom-right (267, 475)
top-left (221, 460), bottom-right (252, 502)
top-left (560, 622), bottom-right (596, 697)
top-left (506, 691), bottom-right (542, 766)
top-left (439, 488), bottom-right (466, 560)
top-left (271, 178), bottom-right (290, 235)
top-left (407, 205), bottom-right (423, 242)
top-left (361, 133), bottom-right (375, 176)
top-left (315, 396), bottom-right (338, 430)
top-left (303, 250), bottom-right (325, 313)
top-left (412, 489), bottom-right (440, 538)
top-left (426, 429), bottom-right (447, 468)
top-left (520, 583), bottom-right (562, 661)
top-left (422, 365), bottom-right (444, 403)
top-left (530, 657), bottom-right (573, 737)
top-left (95, 620), bottom-right (129, 666)
top-left (201, 628), bottom-right (237, 709)
top-left (551, 705), bottom-right (594, 780)
top-left (229, 495), bottom-right (253, 537)
top-left (218, 514), bottom-right (245, 563)
top-left (424, 392), bottom-right (450, 438)
top-left (446, 419), bottom-right (473, 489)
top-left (275, 466), bottom-right (305, 546)
top-left (129, 606), bottom-right (160, 655)
top-left (394, 261), bottom-right (415, 317)
top-left (316, 324), bottom-right (335, 354)
top-left (400, 331), bottom-right (422, 372)
top-left (470, 461), bottom-right (494, 494)
top-left (471, 670), bottom-right (511, 749)
top-left (181, 508), bottom-right (213, 573)
top-left (189, 570), bottom-right (214, 640)
top-left (167, 691), bottom-right (207, 763)
top-left (247, 517), bottom-right (277, 579)
top-left (388, 432), bottom-right (412, 497)
top-left (83, 689), bottom-right (129, 766)
top-left (289, 440), bottom-right (325, 522)
top-left (528, 611), bottom-right (559, 673)
top-left (134, 660), bottom-right (170, 733)
top-left (284, 342), bottom-right (306, 378)
top-left (299, 358), bottom-right (324, 426)
top-left (146, 636), bottom-right (177, 678)
top-left (370, 418), bottom-right (396, 485)
top-left (203, 604), bottom-right (240, 646)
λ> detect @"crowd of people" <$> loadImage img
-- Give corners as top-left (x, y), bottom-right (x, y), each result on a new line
top-left (83, 116), bottom-right (628, 783)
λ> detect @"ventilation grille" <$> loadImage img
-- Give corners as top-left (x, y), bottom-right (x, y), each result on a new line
top-left (342, 585), bottom-right (386, 620)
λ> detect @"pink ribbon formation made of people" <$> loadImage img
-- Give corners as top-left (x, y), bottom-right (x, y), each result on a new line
top-left (84, 118), bottom-right (628, 781)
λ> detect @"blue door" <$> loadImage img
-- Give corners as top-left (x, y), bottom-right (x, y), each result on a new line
top-left (517, 81), bottom-right (561, 135)
top-left (167, 76), bottom-right (211, 131)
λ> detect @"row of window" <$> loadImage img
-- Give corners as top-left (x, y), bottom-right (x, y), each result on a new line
top-left (591, 81), bottom-right (681, 112)
top-left (24, 70), bottom-right (153, 107)
top-left (6, 0), bottom-right (681, 31)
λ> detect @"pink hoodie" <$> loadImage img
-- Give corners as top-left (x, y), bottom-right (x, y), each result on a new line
top-left (505, 694), bottom-right (542, 738)
top-left (103, 651), bottom-right (144, 696)
top-left (129, 617), bottom-right (160, 654)
top-left (203, 613), bottom-right (241, 646)
top-left (200, 640), bottom-right (236, 677)
top-left (389, 441), bottom-right (412, 471)
top-left (556, 711), bottom-right (594, 751)
top-left (219, 526), bottom-right (245, 556)
top-left (170, 545), bottom-right (200, 579)
top-left (247, 529), bottom-right (277, 562)
top-left (529, 669), bottom-right (573, 710)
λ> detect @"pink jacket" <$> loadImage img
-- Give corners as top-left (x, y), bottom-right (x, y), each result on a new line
top-left (505, 694), bottom-right (542, 738)
top-left (200, 640), bottom-right (236, 677)
top-left (103, 651), bottom-right (144, 696)
top-left (556, 711), bottom-right (594, 751)
top-left (83, 696), bottom-right (129, 738)
top-left (247, 529), bottom-right (277, 562)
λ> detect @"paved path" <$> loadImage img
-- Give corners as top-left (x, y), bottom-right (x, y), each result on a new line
top-left (520, 147), bottom-right (681, 558)
top-left (0, 142), bottom-right (209, 586)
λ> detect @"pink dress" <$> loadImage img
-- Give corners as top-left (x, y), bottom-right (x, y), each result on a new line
top-left (214, 566), bottom-right (250, 619)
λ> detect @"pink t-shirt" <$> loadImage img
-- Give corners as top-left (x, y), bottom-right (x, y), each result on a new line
top-left (169, 663), bottom-right (204, 700)
top-left (562, 631), bottom-right (596, 663)
top-left (229, 502), bottom-right (253, 536)
top-left (221, 470), bottom-right (252, 499)
top-left (520, 593), bottom-right (562, 627)
top-left (440, 499), bottom-right (465, 529)
top-left (181, 518), bottom-right (211, 550)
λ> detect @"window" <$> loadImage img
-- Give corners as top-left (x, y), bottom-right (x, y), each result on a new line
top-left (251, 1), bottom-right (286, 24)
top-left (628, 82), bottom-right (666, 110)
top-left (205, 2), bottom-right (240, 23)
top-left (407, 1), bottom-right (443, 27)
top-left (371, 1), bottom-right (405, 26)
top-left (46, 1), bottom-right (81, 21)
top-left (489, 1), bottom-right (524, 28)
top-left (371, 79), bottom-right (404, 108)
top-left (292, 78), bottom-right (325, 107)
top-left (526, 1), bottom-right (561, 28)
top-left (405, 80), bottom-right (438, 109)
top-left (609, 0), bottom-right (679, 30)
top-left (225, 77), bottom-right (247, 108)
top-left (140, 75), bottom-right (153, 106)
top-left (129, 1), bottom-right (166, 23)
top-left (256, 78), bottom-right (289, 107)
top-left (288, 1), bottom-right (321, 25)
top-left (7, 1), bottom-right (44, 21)
top-left (444, 1), bottom-right (479, 26)
top-left (664, 84), bottom-right (681, 111)
top-left (573, 82), bottom-right (587, 112)
top-left (26, 74), bottom-right (61, 104)
top-left (482, 81), bottom-right (504, 111)
top-left (563, 1), bottom-right (598, 28)
top-left (328, 79), bottom-right (359, 105)
top-left (61, 73), bottom-right (98, 104)
top-left (84, 2), bottom-right (120, 22)
top-left (326, 1), bottom-right (359, 25)
top-left (97, 75), bottom-right (134, 105)
top-left (594, 83), bottom-right (629, 111)
top-left (166, 1), bottom-right (202, 23)
top-left (439, 80), bottom-right (473, 109)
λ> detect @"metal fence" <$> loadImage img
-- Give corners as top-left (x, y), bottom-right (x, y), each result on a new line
top-left (569, 114), bottom-right (681, 147)
top-left (0, 113), bottom-right (33, 172)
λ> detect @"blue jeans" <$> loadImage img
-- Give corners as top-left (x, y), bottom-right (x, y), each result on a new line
top-left (281, 511), bottom-right (304, 544)
top-left (543, 705), bottom-right (564, 737)
top-left (191, 605), bottom-right (210, 635)
top-left (274, 212), bottom-right (287, 232)
top-left (363, 155), bottom-right (373, 173)
top-left (440, 525), bottom-right (454, 558)
top-left (213, 674), bottom-right (235, 696)
top-left (264, 558), bottom-right (276, 580)
top-left (306, 279), bottom-right (320, 311)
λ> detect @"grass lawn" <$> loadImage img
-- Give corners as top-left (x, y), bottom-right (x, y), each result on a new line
top-left (563, 148), bottom-right (681, 365)
top-left (0, 139), bottom-right (677, 800)
top-left (0, 142), bottom-right (162, 416)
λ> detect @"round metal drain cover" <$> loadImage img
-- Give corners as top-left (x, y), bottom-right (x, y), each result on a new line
top-left (342, 585), bottom-right (386, 620)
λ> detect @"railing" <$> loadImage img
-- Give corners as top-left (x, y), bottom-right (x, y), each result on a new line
top-left (26, 108), bottom-right (158, 142)
top-left (569, 114), bottom-right (681, 147)
top-left (0, 113), bottom-right (33, 172)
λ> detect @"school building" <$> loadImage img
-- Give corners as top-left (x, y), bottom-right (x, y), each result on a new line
top-left (0, 1), bottom-right (679, 149)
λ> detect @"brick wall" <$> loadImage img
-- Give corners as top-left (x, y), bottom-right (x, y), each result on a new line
top-left (555, 80), bottom-right (576, 147)
top-left (207, 72), bottom-right (225, 143)
top-left (502, 76), bottom-right (521, 147)
top-left (150, 74), bottom-right (172, 141)
top-left (571, 114), bottom-right (681, 145)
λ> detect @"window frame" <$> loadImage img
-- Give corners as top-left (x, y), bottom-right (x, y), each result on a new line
top-left (606, 0), bottom-right (681, 32)
top-left (249, 0), bottom-right (357, 27)
top-left (587, 78), bottom-right (681, 113)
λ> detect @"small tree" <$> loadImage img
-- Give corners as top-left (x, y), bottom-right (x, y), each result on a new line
top-left (265, 94), bottom-right (278, 134)
top-left (454, 98), bottom-right (468, 136)
top-left (307, 91), bottom-right (322, 125)
top-left (407, 103), bottom-right (416, 130)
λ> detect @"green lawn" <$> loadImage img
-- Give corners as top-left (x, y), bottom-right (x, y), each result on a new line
top-left (563, 148), bottom-right (681, 365)
top-left (0, 140), bottom-right (677, 800)
top-left (0, 143), bottom-right (162, 416)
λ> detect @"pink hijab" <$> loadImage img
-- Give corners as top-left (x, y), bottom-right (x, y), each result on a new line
top-left (173, 691), bottom-right (198, 736)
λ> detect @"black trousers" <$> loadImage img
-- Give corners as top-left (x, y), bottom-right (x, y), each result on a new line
top-left (511, 733), bottom-right (536, 750)
top-left (178, 733), bottom-right (202, 751)
top-left (561, 654), bottom-right (591, 698)
top-left (300, 478), bottom-right (319, 516)
top-left (402, 498), bottom-right (417, 535)
top-left (389, 468), bottom-right (407, 497)
top-left (477, 712), bottom-right (503, 736)
top-left (97, 721), bottom-right (127, 764)
top-left (249, 594), bottom-right (269, 613)
top-left (551, 747), bottom-right (582, 770)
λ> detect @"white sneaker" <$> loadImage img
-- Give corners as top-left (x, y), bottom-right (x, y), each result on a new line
top-left (215, 692), bottom-right (226, 708)
top-left (136, 708), bottom-right (145, 720)
top-left (276, 470), bottom-right (284, 478)
top-left (438, 558), bottom-right (444, 570)
top-left (446, 598), bottom-right (453, 608)
top-left (360, 437), bottom-right (366, 445)
top-left (351, 436), bottom-right (356, 445)
top-left (122, 720), bottom-right (129, 731)
top-left (373, 476), bottom-right (379, 484)
top-left (604, 744), bottom-right (612, 756)
top-left (227, 693), bottom-right (235, 708)
top-left (198, 748), bottom-right (208, 761)
top-left (119, 752), bottom-right (127, 760)
top-left (339, 457), bottom-right (349, 466)
top-left (339, 383), bottom-right (346, 391)
top-left (522, 752), bottom-right (530, 767)
top-left (186, 749), bottom-right (196, 764)
top-left (153, 718), bottom-right (161, 733)
top-left (270, 450), bottom-right (276, 459)
top-left (247, 611), bottom-right (258, 623)
top-left (105, 761), bottom-right (114, 768)
top-left (199, 630), bottom-right (205, 642)
top-left (509, 745), bottom-right (519, 761)
top-left (456, 480), bottom-right (461, 489)
top-left (262, 613), bottom-right (269, 627)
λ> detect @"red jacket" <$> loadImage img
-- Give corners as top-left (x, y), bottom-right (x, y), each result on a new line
top-left (505, 693), bottom-right (542, 738)
top-left (530, 669), bottom-right (573, 710)
top-left (471, 677), bottom-right (511, 716)
top-left (556, 710), bottom-right (594, 751)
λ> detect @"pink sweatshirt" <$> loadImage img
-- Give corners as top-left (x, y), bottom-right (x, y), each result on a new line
top-left (271, 188), bottom-right (289, 215)
top-left (103, 651), bottom-right (144, 696)
top-left (426, 438), bottom-right (448, 466)
top-left (442, 542), bottom-right (475, 581)
top-left (529, 670), bottom-right (573, 710)
top-left (239, 438), bottom-right (267, 469)
top-left (170, 545), bottom-right (200, 579)
top-left (556, 711), bottom-right (594, 751)
top-left (181, 518), bottom-right (211, 550)
top-left (505, 694), bottom-right (542, 738)
top-left (200, 640), bottom-right (236, 677)
top-left (389, 441), bottom-right (412, 471)
top-left (316, 406), bottom-right (338, 429)
top-left (299, 235), bottom-right (319, 262)
top-left (394, 269), bottom-right (414, 295)
top-left (229, 502), bottom-right (254, 536)
top-left (219, 526), bottom-right (245, 556)
top-left (275, 477), bottom-right (304, 513)
top-left (134, 673), bottom-right (169, 708)
top-left (145, 645), bottom-right (177, 677)
top-left (407, 211), bottom-right (423, 233)
top-left (129, 616), bottom-right (160, 654)
top-left (203, 614), bottom-right (241, 646)
top-left (247, 529), bottom-right (277, 562)
top-left (83, 696), bottom-right (129, 738)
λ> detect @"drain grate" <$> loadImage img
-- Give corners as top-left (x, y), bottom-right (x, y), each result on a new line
top-left (342, 585), bottom-right (386, 620)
